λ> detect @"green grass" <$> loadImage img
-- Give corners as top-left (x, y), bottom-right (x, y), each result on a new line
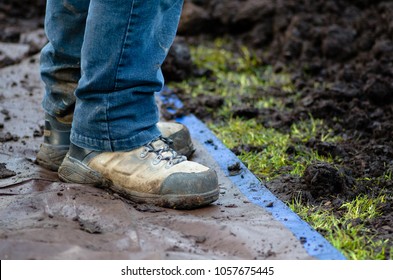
top-left (209, 117), bottom-right (335, 180)
top-left (169, 38), bottom-right (391, 260)
top-left (290, 193), bottom-right (391, 260)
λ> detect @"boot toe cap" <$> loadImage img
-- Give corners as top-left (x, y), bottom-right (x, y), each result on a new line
top-left (160, 169), bottom-right (218, 196)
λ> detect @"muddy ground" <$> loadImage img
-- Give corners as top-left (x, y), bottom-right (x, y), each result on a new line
top-left (0, 0), bottom-right (392, 259)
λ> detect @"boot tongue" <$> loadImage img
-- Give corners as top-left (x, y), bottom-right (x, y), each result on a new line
top-left (150, 139), bottom-right (166, 150)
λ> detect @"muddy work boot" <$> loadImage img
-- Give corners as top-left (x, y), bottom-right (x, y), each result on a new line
top-left (58, 138), bottom-right (219, 209)
top-left (36, 114), bottom-right (72, 171)
top-left (36, 114), bottom-right (196, 171)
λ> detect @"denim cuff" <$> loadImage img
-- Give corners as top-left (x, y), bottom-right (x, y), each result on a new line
top-left (70, 124), bottom-right (161, 152)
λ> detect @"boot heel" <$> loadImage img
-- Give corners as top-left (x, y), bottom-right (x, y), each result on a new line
top-left (59, 155), bottom-right (105, 185)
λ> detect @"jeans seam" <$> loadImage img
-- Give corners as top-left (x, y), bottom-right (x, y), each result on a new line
top-left (114, 0), bottom-right (136, 91)
top-left (104, 95), bottom-right (111, 150)
top-left (108, 0), bottom-right (136, 150)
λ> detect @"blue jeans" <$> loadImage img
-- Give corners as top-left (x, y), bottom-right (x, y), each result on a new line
top-left (40, 0), bottom-right (184, 151)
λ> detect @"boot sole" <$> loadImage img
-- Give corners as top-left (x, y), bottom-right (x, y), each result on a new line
top-left (59, 155), bottom-right (219, 209)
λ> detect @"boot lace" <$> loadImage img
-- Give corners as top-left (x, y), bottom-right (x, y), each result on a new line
top-left (140, 136), bottom-right (186, 167)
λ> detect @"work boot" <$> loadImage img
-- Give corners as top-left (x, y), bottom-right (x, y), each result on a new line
top-left (58, 138), bottom-right (219, 209)
top-left (36, 114), bottom-right (196, 171)
top-left (36, 114), bottom-right (72, 171)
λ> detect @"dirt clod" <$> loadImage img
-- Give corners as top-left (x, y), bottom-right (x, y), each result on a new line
top-left (0, 162), bottom-right (16, 179)
top-left (303, 163), bottom-right (354, 199)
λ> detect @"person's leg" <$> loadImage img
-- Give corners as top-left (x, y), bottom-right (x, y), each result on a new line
top-left (37, 0), bottom-right (195, 170)
top-left (58, 0), bottom-right (219, 209)
top-left (37, 0), bottom-right (89, 170)
top-left (72, 0), bottom-right (184, 151)
top-left (40, 0), bottom-right (89, 118)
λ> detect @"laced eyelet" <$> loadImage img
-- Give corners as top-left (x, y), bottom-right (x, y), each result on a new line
top-left (140, 147), bottom-right (149, 158)
top-left (142, 137), bottom-right (186, 167)
top-left (152, 154), bottom-right (163, 165)
top-left (166, 160), bottom-right (174, 168)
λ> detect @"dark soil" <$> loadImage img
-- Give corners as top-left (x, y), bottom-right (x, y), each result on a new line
top-left (175, 0), bottom-right (393, 259)
top-left (0, 0), bottom-right (45, 42)
top-left (1, 0), bottom-right (392, 259)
